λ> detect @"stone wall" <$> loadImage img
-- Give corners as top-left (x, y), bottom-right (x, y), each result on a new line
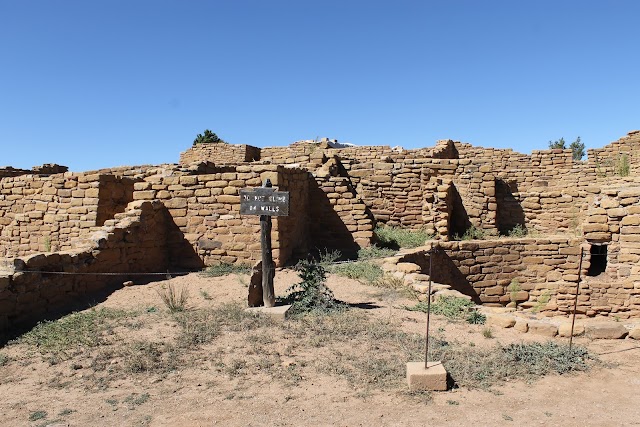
top-left (180, 143), bottom-right (261, 165)
top-left (0, 172), bottom-right (102, 257)
top-left (397, 236), bottom-right (639, 318)
top-left (1, 200), bottom-right (169, 329)
top-left (132, 163), bottom-right (311, 267)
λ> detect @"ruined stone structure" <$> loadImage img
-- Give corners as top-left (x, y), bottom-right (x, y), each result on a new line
top-left (1, 130), bottom-right (639, 328)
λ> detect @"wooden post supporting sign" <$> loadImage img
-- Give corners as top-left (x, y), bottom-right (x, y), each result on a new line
top-left (240, 179), bottom-right (290, 308)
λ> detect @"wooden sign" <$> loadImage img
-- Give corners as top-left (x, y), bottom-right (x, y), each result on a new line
top-left (240, 188), bottom-right (290, 216)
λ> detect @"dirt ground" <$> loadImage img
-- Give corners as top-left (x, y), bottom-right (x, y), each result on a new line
top-left (1, 269), bottom-right (639, 427)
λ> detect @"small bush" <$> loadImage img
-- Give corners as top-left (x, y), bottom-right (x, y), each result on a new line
top-left (507, 224), bottom-right (527, 238)
top-left (202, 263), bottom-right (251, 277)
top-left (357, 245), bottom-right (396, 260)
top-left (466, 310), bottom-right (486, 325)
top-left (454, 225), bottom-right (485, 241)
top-left (617, 154), bottom-right (630, 177)
top-left (317, 248), bottom-right (342, 267)
top-left (405, 296), bottom-right (476, 321)
top-left (0, 353), bottom-right (8, 366)
top-left (156, 284), bottom-right (190, 313)
top-left (331, 261), bottom-right (383, 284)
top-left (285, 260), bottom-right (343, 315)
top-left (374, 225), bottom-right (431, 249)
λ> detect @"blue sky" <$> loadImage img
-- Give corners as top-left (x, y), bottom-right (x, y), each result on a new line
top-left (1, 1), bottom-right (639, 171)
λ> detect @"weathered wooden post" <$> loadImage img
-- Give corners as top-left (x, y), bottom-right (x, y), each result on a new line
top-left (260, 180), bottom-right (276, 307)
top-left (240, 179), bottom-right (290, 308)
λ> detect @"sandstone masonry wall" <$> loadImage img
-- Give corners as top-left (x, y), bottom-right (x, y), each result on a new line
top-left (180, 143), bottom-right (261, 165)
top-left (0, 200), bottom-right (169, 329)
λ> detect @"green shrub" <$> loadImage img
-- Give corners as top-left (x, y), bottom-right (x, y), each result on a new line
top-left (466, 310), bottom-right (486, 325)
top-left (193, 129), bottom-right (224, 146)
top-left (374, 225), bottom-right (431, 249)
top-left (357, 245), bottom-right (397, 260)
top-left (405, 296), bottom-right (478, 322)
top-left (617, 154), bottom-right (630, 177)
top-left (454, 225), bottom-right (485, 241)
top-left (156, 284), bottom-right (190, 313)
top-left (507, 224), bottom-right (527, 238)
top-left (285, 260), bottom-right (343, 315)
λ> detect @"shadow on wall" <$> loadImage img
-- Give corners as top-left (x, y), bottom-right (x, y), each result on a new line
top-left (401, 247), bottom-right (481, 304)
top-left (165, 211), bottom-right (206, 270)
top-left (447, 184), bottom-right (471, 239)
top-left (496, 179), bottom-right (525, 235)
top-left (308, 179), bottom-right (360, 259)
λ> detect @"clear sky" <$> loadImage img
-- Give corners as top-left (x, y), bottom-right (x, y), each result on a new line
top-left (1, 0), bottom-right (639, 171)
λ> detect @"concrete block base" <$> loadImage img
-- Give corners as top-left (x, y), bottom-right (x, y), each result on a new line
top-left (406, 361), bottom-right (448, 391)
top-left (245, 304), bottom-right (291, 320)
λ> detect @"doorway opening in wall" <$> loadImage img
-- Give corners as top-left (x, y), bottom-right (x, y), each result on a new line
top-left (587, 244), bottom-right (607, 276)
top-left (447, 184), bottom-right (471, 239)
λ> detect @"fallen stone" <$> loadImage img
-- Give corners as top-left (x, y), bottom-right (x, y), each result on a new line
top-left (586, 323), bottom-right (629, 339)
top-left (628, 328), bottom-right (640, 340)
top-left (486, 314), bottom-right (516, 328)
top-left (245, 304), bottom-right (291, 321)
top-left (558, 323), bottom-right (585, 337)
top-left (123, 281), bottom-right (134, 287)
top-left (514, 319), bottom-right (529, 333)
top-left (528, 321), bottom-right (558, 337)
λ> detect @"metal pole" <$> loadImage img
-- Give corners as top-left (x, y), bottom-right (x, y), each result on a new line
top-left (425, 245), bottom-right (434, 369)
top-left (569, 246), bottom-right (584, 350)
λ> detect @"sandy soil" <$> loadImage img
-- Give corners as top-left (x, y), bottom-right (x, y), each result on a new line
top-left (1, 269), bottom-right (639, 427)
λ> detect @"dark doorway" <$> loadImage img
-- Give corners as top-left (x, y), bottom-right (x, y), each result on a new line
top-left (587, 244), bottom-right (607, 276)
top-left (495, 179), bottom-right (526, 236)
top-left (447, 184), bottom-right (471, 239)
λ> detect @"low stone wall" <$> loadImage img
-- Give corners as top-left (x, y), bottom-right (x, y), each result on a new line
top-left (180, 143), bottom-right (261, 165)
top-left (1, 201), bottom-right (169, 329)
top-left (394, 237), bottom-right (636, 317)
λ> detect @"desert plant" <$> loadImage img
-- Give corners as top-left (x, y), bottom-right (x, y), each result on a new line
top-left (508, 279), bottom-right (522, 304)
top-left (532, 291), bottom-right (551, 313)
top-left (331, 261), bottom-right (383, 284)
top-left (17, 308), bottom-right (129, 358)
top-left (0, 353), bottom-right (8, 366)
top-left (482, 328), bottom-right (494, 338)
top-left (507, 224), bottom-right (527, 238)
top-left (454, 225), bottom-right (486, 241)
top-left (124, 341), bottom-right (178, 373)
top-left (317, 248), bottom-right (342, 267)
top-left (285, 260), bottom-right (343, 315)
top-left (357, 244), bottom-right (397, 260)
top-left (617, 154), bottom-right (630, 177)
top-left (193, 129), bottom-right (224, 146)
top-left (156, 284), bottom-right (190, 312)
top-left (405, 296), bottom-right (478, 322)
top-left (374, 225), bottom-right (431, 249)
top-left (466, 310), bottom-right (486, 325)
